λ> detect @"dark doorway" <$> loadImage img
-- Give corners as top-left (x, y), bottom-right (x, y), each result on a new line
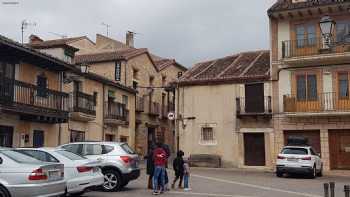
top-left (329, 130), bottom-right (350, 170)
top-left (0, 126), bottom-right (13, 147)
top-left (33, 130), bottom-right (44, 148)
top-left (244, 133), bottom-right (266, 166)
top-left (245, 83), bottom-right (264, 113)
top-left (147, 127), bottom-right (156, 154)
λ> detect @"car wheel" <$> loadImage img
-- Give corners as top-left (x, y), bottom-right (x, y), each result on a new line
top-left (310, 166), bottom-right (317, 179)
top-left (276, 171), bottom-right (283, 178)
top-left (0, 185), bottom-right (10, 197)
top-left (102, 169), bottom-right (122, 192)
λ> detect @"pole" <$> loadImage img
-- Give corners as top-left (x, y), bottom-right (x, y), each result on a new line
top-left (345, 185), bottom-right (350, 197)
top-left (323, 183), bottom-right (329, 197)
top-left (21, 21), bottom-right (24, 44)
top-left (329, 182), bottom-right (335, 197)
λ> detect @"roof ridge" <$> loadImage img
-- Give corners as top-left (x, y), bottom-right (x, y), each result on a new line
top-left (239, 51), bottom-right (264, 77)
top-left (216, 54), bottom-right (242, 78)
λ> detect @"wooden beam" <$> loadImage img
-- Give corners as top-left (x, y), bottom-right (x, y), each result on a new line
top-left (298, 11), bottom-right (303, 17)
top-left (307, 9), bottom-right (313, 16)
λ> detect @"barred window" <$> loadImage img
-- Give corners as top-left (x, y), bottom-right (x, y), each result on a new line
top-left (201, 127), bottom-right (214, 142)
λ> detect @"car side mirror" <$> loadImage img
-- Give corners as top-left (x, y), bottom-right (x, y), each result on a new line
top-left (317, 153), bottom-right (321, 158)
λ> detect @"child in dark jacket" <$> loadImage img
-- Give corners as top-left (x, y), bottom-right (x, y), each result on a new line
top-left (171, 150), bottom-right (184, 189)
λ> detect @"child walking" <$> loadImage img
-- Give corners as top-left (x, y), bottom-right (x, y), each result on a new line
top-left (171, 150), bottom-right (184, 189)
top-left (183, 158), bottom-right (191, 191)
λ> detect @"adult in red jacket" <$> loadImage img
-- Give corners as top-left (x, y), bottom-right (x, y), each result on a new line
top-left (152, 143), bottom-right (167, 194)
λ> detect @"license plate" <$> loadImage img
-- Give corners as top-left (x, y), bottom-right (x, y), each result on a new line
top-left (49, 171), bottom-right (60, 180)
top-left (287, 158), bottom-right (298, 162)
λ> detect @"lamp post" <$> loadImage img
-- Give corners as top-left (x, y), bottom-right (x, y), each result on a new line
top-left (319, 16), bottom-right (336, 48)
top-left (80, 64), bottom-right (89, 73)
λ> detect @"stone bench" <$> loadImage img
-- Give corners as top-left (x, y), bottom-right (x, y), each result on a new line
top-left (189, 154), bottom-right (221, 168)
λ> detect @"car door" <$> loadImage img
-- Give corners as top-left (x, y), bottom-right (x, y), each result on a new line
top-left (310, 148), bottom-right (321, 170)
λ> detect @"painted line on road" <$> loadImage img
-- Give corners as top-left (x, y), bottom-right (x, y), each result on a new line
top-left (191, 174), bottom-right (322, 197)
top-left (169, 191), bottom-right (253, 197)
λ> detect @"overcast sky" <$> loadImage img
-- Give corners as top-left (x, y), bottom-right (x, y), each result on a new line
top-left (0, 0), bottom-right (276, 67)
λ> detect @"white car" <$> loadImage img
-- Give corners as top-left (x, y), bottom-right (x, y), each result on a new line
top-left (276, 146), bottom-right (323, 178)
top-left (16, 148), bottom-right (104, 196)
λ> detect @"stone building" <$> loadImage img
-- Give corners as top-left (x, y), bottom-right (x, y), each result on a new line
top-left (176, 50), bottom-right (272, 168)
top-left (28, 35), bottom-right (137, 147)
top-left (268, 0), bottom-right (350, 170)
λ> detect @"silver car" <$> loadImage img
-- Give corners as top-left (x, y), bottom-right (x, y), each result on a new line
top-left (0, 148), bottom-right (65, 197)
top-left (60, 142), bottom-right (140, 192)
top-left (16, 148), bottom-right (104, 196)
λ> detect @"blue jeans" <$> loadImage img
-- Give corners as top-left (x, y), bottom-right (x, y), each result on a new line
top-left (153, 166), bottom-right (165, 192)
top-left (184, 174), bottom-right (189, 189)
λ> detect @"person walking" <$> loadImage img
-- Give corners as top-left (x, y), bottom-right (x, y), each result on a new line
top-left (152, 142), bottom-right (167, 195)
top-left (183, 158), bottom-right (191, 191)
top-left (171, 150), bottom-right (184, 189)
top-left (145, 145), bottom-right (155, 189)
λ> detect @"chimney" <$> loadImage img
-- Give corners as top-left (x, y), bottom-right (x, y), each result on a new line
top-left (29, 34), bottom-right (43, 44)
top-left (126, 31), bottom-right (134, 47)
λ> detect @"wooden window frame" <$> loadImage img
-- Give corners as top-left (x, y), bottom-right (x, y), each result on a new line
top-left (294, 23), bottom-right (317, 48)
top-left (294, 71), bottom-right (319, 101)
top-left (200, 127), bottom-right (216, 145)
top-left (338, 72), bottom-right (350, 100)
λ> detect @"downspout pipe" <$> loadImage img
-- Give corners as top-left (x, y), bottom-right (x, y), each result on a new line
top-left (102, 84), bottom-right (106, 141)
top-left (58, 72), bottom-right (63, 146)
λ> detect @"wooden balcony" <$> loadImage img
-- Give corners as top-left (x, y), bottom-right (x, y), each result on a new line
top-left (136, 96), bottom-right (144, 112)
top-left (283, 92), bottom-right (350, 117)
top-left (70, 91), bottom-right (96, 122)
top-left (148, 102), bottom-right (160, 116)
top-left (281, 37), bottom-right (350, 66)
top-left (0, 78), bottom-right (69, 123)
top-left (104, 101), bottom-right (129, 126)
top-left (236, 96), bottom-right (272, 118)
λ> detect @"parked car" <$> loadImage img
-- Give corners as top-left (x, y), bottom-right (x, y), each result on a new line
top-left (0, 148), bottom-right (65, 197)
top-left (16, 148), bottom-right (104, 196)
top-left (59, 142), bottom-right (140, 192)
top-left (276, 146), bottom-right (323, 178)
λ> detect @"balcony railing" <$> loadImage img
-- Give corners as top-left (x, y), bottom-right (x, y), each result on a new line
top-left (0, 78), bottom-right (69, 122)
top-left (284, 92), bottom-right (350, 113)
top-left (71, 91), bottom-right (96, 115)
top-left (236, 96), bottom-right (272, 117)
top-left (104, 101), bottom-right (128, 121)
top-left (282, 37), bottom-right (350, 59)
top-left (136, 96), bottom-right (144, 112)
top-left (149, 101), bottom-right (160, 116)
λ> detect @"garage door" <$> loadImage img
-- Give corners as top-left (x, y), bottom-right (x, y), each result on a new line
top-left (284, 130), bottom-right (321, 154)
top-left (329, 130), bottom-right (350, 170)
top-left (244, 133), bottom-right (266, 166)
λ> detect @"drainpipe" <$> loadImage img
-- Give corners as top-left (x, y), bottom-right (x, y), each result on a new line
top-left (58, 72), bottom-right (63, 146)
top-left (102, 84), bottom-right (106, 141)
top-left (175, 83), bottom-right (180, 152)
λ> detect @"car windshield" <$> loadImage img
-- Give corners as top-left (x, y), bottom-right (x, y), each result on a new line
top-left (1, 150), bottom-right (41, 163)
top-left (281, 148), bottom-right (308, 155)
top-left (121, 143), bottom-right (135, 154)
top-left (56, 150), bottom-right (86, 160)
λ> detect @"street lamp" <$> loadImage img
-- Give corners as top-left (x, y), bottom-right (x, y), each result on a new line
top-left (80, 64), bottom-right (89, 73)
top-left (319, 16), bottom-right (336, 47)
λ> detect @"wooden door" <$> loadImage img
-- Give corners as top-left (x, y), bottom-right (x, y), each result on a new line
top-left (245, 83), bottom-right (264, 113)
top-left (284, 130), bottom-right (321, 153)
top-left (244, 133), bottom-right (266, 166)
top-left (329, 130), bottom-right (350, 170)
top-left (33, 130), bottom-right (44, 148)
top-left (0, 62), bottom-right (14, 104)
top-left (0, 126), bottom-right (13, 147)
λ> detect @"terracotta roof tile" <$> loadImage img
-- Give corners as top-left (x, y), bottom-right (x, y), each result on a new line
top-left (30, 36), bottom-right (86, 49)
top-left (179, 50), bottom-right (270, 86)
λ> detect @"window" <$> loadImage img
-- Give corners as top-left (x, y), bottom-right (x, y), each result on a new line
top-left (295, 24), bottom-right (316, 47)
top-left (108, 90), bottom-right (115, 101)
top-left (133, 81), bottom-right (138, 90)
top-left (61, 144), bottom-right (82, 155)
top-left (133, 69), bottom-right (139, 80)
top-left (93, 92), bottom-right (98, 106)
top-left (70, 130), bottom-right (85, 142)
top-left (281, 148), bottom-right (308, 155)
top-left (37, 74), bottom-right (48, 97)
top-left (200, 127), bottom-right (215, 144)
top-left (0, 62), bottom-right (14, 79)
top-left (120, 136), bottom-right (128, 143)
top-left (120, 143), bottom-right (135, 154)
top-left (0, 150), bottom-right (40, 163)
top-left (115, 61), bottom-right (121, 81)
top-left (296, 74), bottom-right (317, 101)
top-left (339, 73), bottom-right (349, 99)
top-left (162, 76), bottom-right (166, 86)
top-left (336, 21), bottom-right (350, 42)
top-left (105, 134), bottom-right (115, 142)
top-left (73, 80), bottom-right (82, 92)
top-left (149, 76), bottom-right (154, 86)
top-left (56, 150), bottom-right (85, 160)
top-left (82, 144), bottom-right (103, 155)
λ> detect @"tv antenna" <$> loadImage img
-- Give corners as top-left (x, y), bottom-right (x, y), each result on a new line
top-left (21, 19), bottom-right (37, 44)
top-left (101, 22), bottom-right (111, 37)
top-left (48, 32), bottom-right (68, 38)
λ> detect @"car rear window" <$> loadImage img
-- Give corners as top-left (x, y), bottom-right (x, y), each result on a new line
top-left (281, 148), bottom-right (308, 155)
top-left (56, 150), bottom-right (86, 160)
top-left (120, 144), bottom-right (135, 154)
top-left (1, 150), bottom-right (40, 163)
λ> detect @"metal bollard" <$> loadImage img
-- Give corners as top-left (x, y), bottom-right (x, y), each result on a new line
top-left (324, 183), bottom-right (329, 197)
top-left (330, 182), bottom-right (335, 197)
top-left (344, 185), bottom-right (350, 197)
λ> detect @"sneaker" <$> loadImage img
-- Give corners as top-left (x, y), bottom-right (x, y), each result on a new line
top-left (152, 191), bottom-right (160, 195)
top-left (184, 188), bottom-right (192, 191)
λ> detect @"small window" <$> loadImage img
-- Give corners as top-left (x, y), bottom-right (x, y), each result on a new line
top-left (120, 136), bottom-right (128, 143)
top-left (133, 81), bottom-right (138, 90)
top-left (83, 144), bottom-right (103, 155)
top-left (200, 127), bottom-right (215, 144)
top-left (162, 76), bottom-right (166, 86)
top-left (115, 61), bottom-right (121, 81)
top-left (93, 92), bottom-right (98, 106)
top-left (122, 95), bottom-right (128, 108)
top-left (70, 131), bottom-right (85, 142)
top-left (37, 75), bottom-right (48, 97)
top-left (120, 143), bottom-right (135, 154)
top-left (339, 73), bottom-right (349, 99)
top-left (149, 76), bottom-right (154, 86)
top-left (103, 145), bottom-right (114, 154)
top-left (133, 69), bottom-right (139, 80)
